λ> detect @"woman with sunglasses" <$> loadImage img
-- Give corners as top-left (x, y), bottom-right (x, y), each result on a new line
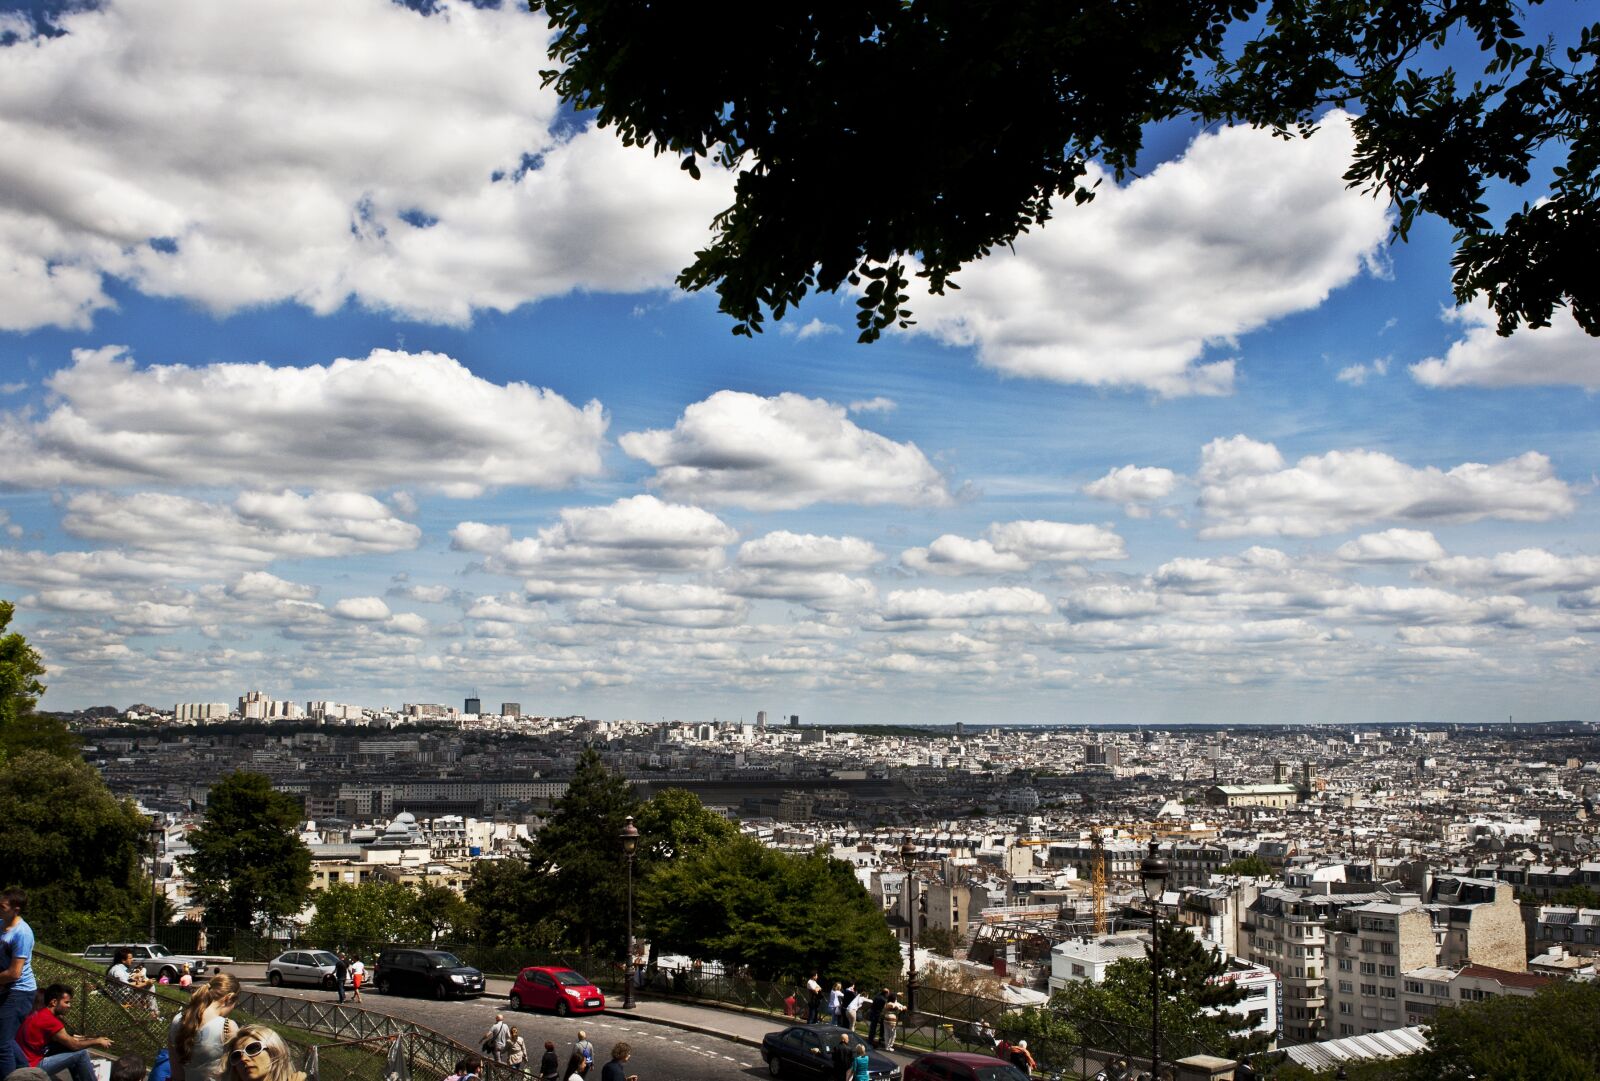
top-left (225, 1027), bottom-right (303, 1081)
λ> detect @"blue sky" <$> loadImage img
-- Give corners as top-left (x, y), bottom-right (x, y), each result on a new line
top-left (2, 0), bottom-right (1598, 725)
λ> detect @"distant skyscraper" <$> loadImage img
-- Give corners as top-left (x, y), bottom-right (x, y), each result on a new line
top-left (464, 696), bottom-right (482, 715)
top-left (955, 721), bottom-right (965, 737)
top-left (756, 710), bottom-right (767, 728)
top-left (789, 714), bottom-right (800, 727)
top-left (501, 702), bottom-right (521, 718)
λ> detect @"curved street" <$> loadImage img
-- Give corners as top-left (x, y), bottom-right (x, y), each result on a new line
top-left (238, 965), bottom-right (788, 1081)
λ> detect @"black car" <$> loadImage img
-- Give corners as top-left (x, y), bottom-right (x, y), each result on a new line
top-left (373, 948), bottom-right (486, 999)
top-left (760, 1025), bottom-right (901, 1080)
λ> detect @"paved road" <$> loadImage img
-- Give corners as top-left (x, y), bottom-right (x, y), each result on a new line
top-left (241, 973), bottom-right (775, 1081)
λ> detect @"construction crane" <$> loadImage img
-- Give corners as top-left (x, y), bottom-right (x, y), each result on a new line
top-left (1090, 830), bottom-right (1107, 935)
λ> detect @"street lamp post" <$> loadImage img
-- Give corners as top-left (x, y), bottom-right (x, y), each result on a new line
top-left (621, 815), bottom-right (639, 1010)
top-left (1140, 840), bottom-right (1170, 1081)
top-left (900, 834), bottom-right (917, 1012)
top-left (148, 821), bottom-right (162, 940)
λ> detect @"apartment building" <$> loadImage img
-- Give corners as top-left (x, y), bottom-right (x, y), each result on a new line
top-left (1401, 964), bottom-right (1550, 1027)
top-left (1325, 902), bottom-right (1437, 1037)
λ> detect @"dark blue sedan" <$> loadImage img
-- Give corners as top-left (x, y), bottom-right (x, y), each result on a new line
top-left (760, 1025), bottom-right (901, 1080)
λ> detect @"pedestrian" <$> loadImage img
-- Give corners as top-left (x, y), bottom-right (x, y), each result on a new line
top-left (196, 928), bottom-right (208, 955)
top-left (805, 972), bottom-right (822, 1024)
top-left (562, 1051), bottom-right (585, 1081)
top-left (482, 1014), bottom-right (510, 1064)
top-left (0, 887), bottom-right (39, 1079)
top-left (572, 1031), bottom-right (594, 1075)
top-left (851, 1041), bottom-right (871, 1081)
top-left (537, 1041), bottom-right (559, 1081)
top-left (826, 982), bottom-right (842, 1025)
top-left (507, 1028), bottom-right (527, 1073)
top-left (783, 990), bottom-right (798, 1018)
top-left (444, 1060), bottom-right (472, 1081)
top-left (598, 1043), bottom-right (636, 1081)
top-left (829, 1033), bottom-right (854, 1081)
top-left (867, 988), bottom-right (887, 1047)
top-left (881, 991), bottom-right (906, 1052)
top-left (1008, 1039), bottom-right (1036, 1076)
top-left (333, 955), bottom-right (350, 1004)
top-left (15, 982), bottom-right (115, 1081)
top-left (845, 986), bottom-right (868, 1032)
top-left (348, 957), bottom-right (365, 1003)
top-left (168, 972), bottom-right (242, 1081)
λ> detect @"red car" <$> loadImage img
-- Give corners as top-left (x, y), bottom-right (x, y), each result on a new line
top-left (508, 966), bottom-right (606, 1015)
top-left (903, 1052), bottom-right (1029, 1081)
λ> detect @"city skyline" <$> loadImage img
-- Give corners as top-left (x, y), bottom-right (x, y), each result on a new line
top-left (3, 0), bottom-right (1600, 725)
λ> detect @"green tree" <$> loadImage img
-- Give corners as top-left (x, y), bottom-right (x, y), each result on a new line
top-left (1217, 855), bottom-right (1275, 878)
top-left (1051, 956), bottom-right (1242, 1063)
top-left (639, 834), bottom-right (900, 986)
top-left (182, 771), bottom-right (312, 932)
top-left (530, 1), bottom-right (1599, 345)
top-left (0, 749), bottom-right (151, 943)
top-left (306, 880), bottom-right (465, 947)
top-left (1400, 978), bottom-right (1600, 1080)
top-left (1552, 884), bottom-right (1600, 908)
top-left (919, 924), bottom-right (958, 957)
top-left (522, 747), bottom-right (641, 961)
top-left (0, 600), bottom-right (47, 738)
top-left (0, 712), bottom-right (80, 762)
top-left (633, 787), bottom-right (738, 860)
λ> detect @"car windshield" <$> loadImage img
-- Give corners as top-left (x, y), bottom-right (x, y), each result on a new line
top-left (149, 945), bottom-right (172, 956)
top-left (975, 1068), bottom-right (1029, 1081)
top-left (309, 952), bottom-right (338, 965)
top-left (430, 953), bottom-right (464, 968)
top-left (554, 970), bottom-right (589, 987)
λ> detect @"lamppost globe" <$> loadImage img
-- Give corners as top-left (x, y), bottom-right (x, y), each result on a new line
top-left (620, 815), bottom-right (639, 1009)
top-left (1139, 851), bottom-right (1169, 903)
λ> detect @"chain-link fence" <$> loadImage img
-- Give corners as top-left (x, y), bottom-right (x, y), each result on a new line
top-left (32, 949), bottom-right (509, 1081)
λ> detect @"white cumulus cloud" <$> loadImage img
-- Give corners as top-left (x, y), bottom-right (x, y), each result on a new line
top-left (1195, 437), bottom-right (1574, 538)
top-left (906, 113), bottom-right (1389, 396)
top-left (1411, 303), bottom-right (1600, 389)
top-left (1336, 529), bottom-right (1447, 564)
top-left (0, 0), bottom-right (731, 331)
top-left (619, 390), bottom-right (949, 510)
top-left (462, 495), bottom-right (738, 578)
top-left (0, 347), bottom-right (605, 496)
top-left (904, 520), bottom-right (1125, 575)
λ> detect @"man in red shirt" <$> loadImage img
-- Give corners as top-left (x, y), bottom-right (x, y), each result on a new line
top-left (16, 984), bottom-right (113, 1081)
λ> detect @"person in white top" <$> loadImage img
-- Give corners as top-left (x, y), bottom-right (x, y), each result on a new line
top-left (348, 959), bottom-right (365, 1003)
top-left (168, 973), bottom-right (241, 1081)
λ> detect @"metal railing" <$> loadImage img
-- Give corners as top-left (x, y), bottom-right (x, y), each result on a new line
top-left (33, 949), bottom-right (505, 1081)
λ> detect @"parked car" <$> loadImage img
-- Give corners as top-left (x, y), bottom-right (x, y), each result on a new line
top-left (508, 966), bottom-right (605, 1016)
top-left (903, 1052), bottom-right (1030, 1081)
top-left (373, 948), bottom-right (486, 999)
top-left (81, 943), bottom-right (209, 983)
top-left (266, 950), bottom-right (349, 990)
top-left (759, 1025), bottom-right (900, 1080)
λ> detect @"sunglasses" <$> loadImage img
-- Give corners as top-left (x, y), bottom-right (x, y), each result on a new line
top-left (229, 1043), bottom-right (267, 1062)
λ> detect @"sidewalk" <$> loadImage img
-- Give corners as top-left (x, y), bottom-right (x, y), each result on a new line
top-left (224, 961), bottom-right (914, 1063)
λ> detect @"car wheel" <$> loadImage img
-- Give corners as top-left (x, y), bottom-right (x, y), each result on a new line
top-left (376, 977), bottom-right (390, 995)
top-left (322, 975), bottom-right (336, 990)
top-left (160, 967), bottom-right (178, 983)
top-left (509, 993), bottom-right (522, 1011)
top-left (555, 999), bottom-right (570, 1017)
top-left (766, 1055), bottom-right (782, 1078)
top-left (433, 982), bottom-right (448, 1000)
top-left (268, 971), bottom-right (283, 987)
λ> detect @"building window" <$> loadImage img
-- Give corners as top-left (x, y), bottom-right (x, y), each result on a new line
top-left (1360, 984), bottom-right (1377, 997)
top-left (1359, 962), bottom-right (1376, 975)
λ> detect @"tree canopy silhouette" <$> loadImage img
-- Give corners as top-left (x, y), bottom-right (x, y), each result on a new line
top-left (531, 0), bottom-right (1599, 345)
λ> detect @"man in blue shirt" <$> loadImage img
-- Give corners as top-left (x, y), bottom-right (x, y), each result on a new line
top-left (1, 887), bottom-right (39, 1077)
